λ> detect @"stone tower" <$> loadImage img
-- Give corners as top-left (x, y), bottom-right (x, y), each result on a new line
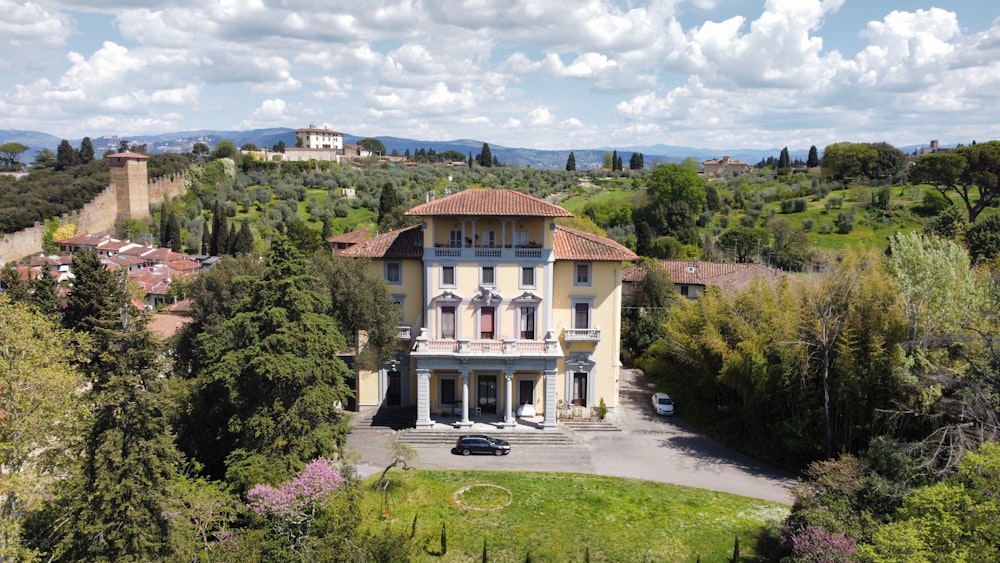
top-left (109, 151), bottom-right (150, 222)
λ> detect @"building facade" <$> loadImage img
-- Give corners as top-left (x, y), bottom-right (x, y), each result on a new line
top-left (341, 189), bottom-right (637, 430)
top-left (702, 155), bottom-right (752, 176)
top-left (295, 124), bottom-right (344, 151)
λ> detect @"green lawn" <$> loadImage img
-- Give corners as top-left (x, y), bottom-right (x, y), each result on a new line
top-left (359, 470), bottom-right (788, 562)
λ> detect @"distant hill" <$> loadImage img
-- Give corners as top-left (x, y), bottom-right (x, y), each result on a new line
top-left (5, 127), bottom-right (937, 170)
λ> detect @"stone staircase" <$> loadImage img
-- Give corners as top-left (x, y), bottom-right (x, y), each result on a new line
top-left (560, 419), bottom-right (623, 433)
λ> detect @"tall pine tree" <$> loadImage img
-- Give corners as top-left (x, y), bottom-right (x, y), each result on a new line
top-left (479, 143), bottom-right (493, 167)
top-left (78, 137), bottom-right (95, 164)
top-left (807, 145), bottom-right (820, 168)
top-left (167, 211), bottom-right (181, 252)
top-left (566, 152), bottom-right (576, 172)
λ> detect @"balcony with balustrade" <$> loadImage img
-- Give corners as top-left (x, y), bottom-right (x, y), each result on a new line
top-left (562, 327), bottom-right (601, 342)
top-left (410, 328), bottom-right (562, 359)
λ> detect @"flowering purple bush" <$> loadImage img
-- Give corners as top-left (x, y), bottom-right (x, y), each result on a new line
top-left (246, 457), bottom-right (345, 546)
top-left (781, 523), bottom-right (859, 563)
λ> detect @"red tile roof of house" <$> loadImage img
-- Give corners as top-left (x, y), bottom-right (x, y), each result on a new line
top-left (326, 228), bottom-right (371, 245)
top-left (338, 225), bottom-right (424, 259)
top-left (622, 260), bottom-right (784, 291)
top-left (553, 226), bottom-right (638, 262)
top-left (406, 189), bottom-right (573, 217)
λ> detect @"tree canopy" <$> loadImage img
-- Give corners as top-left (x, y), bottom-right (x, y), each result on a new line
top-left (911, 140), bottom-right (1000, 223)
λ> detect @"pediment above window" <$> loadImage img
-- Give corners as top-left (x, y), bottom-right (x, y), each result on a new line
top-left (511, 291), bottom-right (542, 304)
top-left (433, 290), bottom-right (463, 303)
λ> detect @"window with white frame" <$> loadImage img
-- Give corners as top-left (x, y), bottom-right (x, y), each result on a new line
top-left (449, 230), bottom-right (462, 247)
top-left (519, 306), bottom-right (536, 339)
top-left (386, 261), bottom-right (401, 284)
top-left (440, 306), bottom-right (456, 339)
top-left (574, 262), bottom-right (591, 285)
top-left (482, 230), bottom-right (496, 247)
top-left (572, 372), bottom-right (588, 406)
top-left (515, 229), bottom-right (529, 247)
top-left (573, 301), bottom-right (591, 329)
top-left (481, 265), bottom-right (495, 287)
top-left (520, 266), bottom-right (535, 288)
top-left (441, 265), bottom-right (456, 287)
top-left (479, 306), bottom-right (495, 339)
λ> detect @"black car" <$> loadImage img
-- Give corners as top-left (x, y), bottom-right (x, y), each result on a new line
top-left (454, 434), bottom-right (511, 456)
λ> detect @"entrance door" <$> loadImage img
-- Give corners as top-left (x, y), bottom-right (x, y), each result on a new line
top-left (518, 379), bottom-right (534, 408)
top-left (386, 370), bottom-right (401, 406)
top-left (477, 375), bottom-right (497, 414)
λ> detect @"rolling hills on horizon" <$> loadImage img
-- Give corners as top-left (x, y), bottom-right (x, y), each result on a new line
top-left (1, 128), bottom-right (934, 170)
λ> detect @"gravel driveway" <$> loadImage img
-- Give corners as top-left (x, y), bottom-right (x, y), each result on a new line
top-left (346, 369), bottom-right (796, 505)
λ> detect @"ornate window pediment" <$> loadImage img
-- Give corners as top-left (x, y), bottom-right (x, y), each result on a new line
top-left (511, 291), bottom-right (541, 304)
top-left (433, 290), bottom-right (463, 303)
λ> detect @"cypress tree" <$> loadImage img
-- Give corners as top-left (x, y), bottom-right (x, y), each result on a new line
top-left (55, 139), bottom-right (78, 171)
top-left (612, 149), bottom-right (619, 171)
top-left (30, 261), bottom-right (61, 317)
top-left (232, 220), bottom-right (253, 256)
top-left (79, 137), bottom-right (95, 164)
top-left (492, 155), bottom-right (500, 167)
top-left (226, 222), bottom-right (238, 256)
top-left (778, 147), bottom-right (791, 171)
top-left (167, 211), bottom-right (182, 252)
top-left (378, 182), bottom-right (400, 225)
top-left (441, 522), bottom-right (447, 554)
top-left (479, 143), bottom-right (492, 167)
top-left (201, 221), bottom-right (211, 255)
top-left (807, 145), bottom-right (820, 168)
top-left (159, 207), bottom-right (169, 247)
top-left (566, 151), bottom-right (576, 172)
top-left (468, 150), bottom-right (473, 167)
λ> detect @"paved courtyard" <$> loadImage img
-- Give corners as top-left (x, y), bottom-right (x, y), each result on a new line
top-left (346, 369), bottom-right (796, 504)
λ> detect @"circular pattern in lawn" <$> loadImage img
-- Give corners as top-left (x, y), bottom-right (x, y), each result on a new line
top-left (453, 484), bottom-right (513, 511)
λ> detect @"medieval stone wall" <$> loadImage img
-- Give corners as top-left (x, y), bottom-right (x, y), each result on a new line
top-left (0, 171), bottom-right (186, 264)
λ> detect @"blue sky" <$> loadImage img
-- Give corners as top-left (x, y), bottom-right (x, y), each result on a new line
top-left (1, 0), bottom-right (997, 151)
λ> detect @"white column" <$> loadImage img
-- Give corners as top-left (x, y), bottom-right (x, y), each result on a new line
top-left (460, 368), bottom-right (472, 428)
top-left (543, 367), bottom-right (558, 430)
top-left (416, 369), bottom-right (433, 428)
top-left (503, 369), bottom-right (514, 426)
top-left (543, 255), bottom-right (555, 333)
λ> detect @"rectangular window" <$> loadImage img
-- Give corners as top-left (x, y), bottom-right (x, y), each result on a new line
top-left (573, 372), bottom-right (588, 406)
top-left (574, 302), bottom-right (590, 329)
top-left (440, 378), bottom-right (456, 404)
top-left (480, 307), bottom-right (495, 339)
top-left (441, 265), bottom-right (455, 287)
top-left (482, 230), bottom-right (496, 247)
top-left (515, 230), bottom-right (529, 247)
top-left (519, 306), bottom-right (536, 340)
top-left (441, 306), bottom-right (456, 339)
top-left (481, 266), bottom-right (495, 287)
top-left (386, 262), bottom-right (401, 284)
top-left (449, 230), bottom-right (462, 247)
top-left (575, 263), bottom-right (591, 285)
top-left (521, 266), bottom-right (535, 288)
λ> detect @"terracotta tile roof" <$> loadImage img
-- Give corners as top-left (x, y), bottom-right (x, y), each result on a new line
top-left (338, 225), bottom-right (424, 259)
top-left (166, 258), bottom-right (202, 272)
top-left (553, 226), bottom-right (639, 262)
top-left (326, 228), bottom-right (370, 244)
top-left (148, 312), bottom-right (194, 342)
top-left (622, 260), bottom-right (784, 291)
top-left (57, 233), bottom-right (113, 247)
top-left (406, 189), bottom-right (573, 218)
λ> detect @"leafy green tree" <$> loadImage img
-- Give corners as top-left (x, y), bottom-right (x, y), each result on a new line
top-left (639, 163), bottom-right (707, 243)
top-left (1, 262), bottom-right (29, 303)
top-left (821, 142), bottom-right (878, 185)
top-left (911, 140), bottom-right (1000, 223)
top-left (864, 142), bottom-right (908, 183)
top-left (622, 258), bottom-right (674, 361)
top-left (188, 236), bottom-right (353, 489)
top-left (55, 139), bottom-right (78, 171)
top-left (78, 137), bottom-right (95, 164)
top-left (192, 142), bottom-right (210, 158)
top-left (358, 138), bottom-right (386, 156)
top-left (566, 151), bottom-right (576, 172)
top-left (378, 182), bottom-right (400, 225)
top-left (766, 218), bottom-right (811, 271)
top-left (0, 296), bottom-right (84, 562)
top-left (210, 140), bottom-right (238, 160)
top-left (312, 253), bottom-right (400, 370)
top-left (718, 226), bottom-right (767, 263)
top-left (54, 320), bottom-right (186, 562)
top-left (284, 218), bottom-right (323, 254)
top-left (240, 143), bottom-right (258, 151)
top-left (0, 142), bottom-right (29, 171)
top-left (965, 214), bottom-right (1000, 263)
top-left (479, 143), bottom-right (493, 167)
top-left (807, 145), bottom-right (820, 168)
top-left (32, 148), bottom-right (56, 169)
top-left (272, 140), bottom-right (286, 153)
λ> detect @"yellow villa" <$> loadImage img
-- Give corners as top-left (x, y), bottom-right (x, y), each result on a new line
top-left (341, 189), bottom-right (637, 430)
